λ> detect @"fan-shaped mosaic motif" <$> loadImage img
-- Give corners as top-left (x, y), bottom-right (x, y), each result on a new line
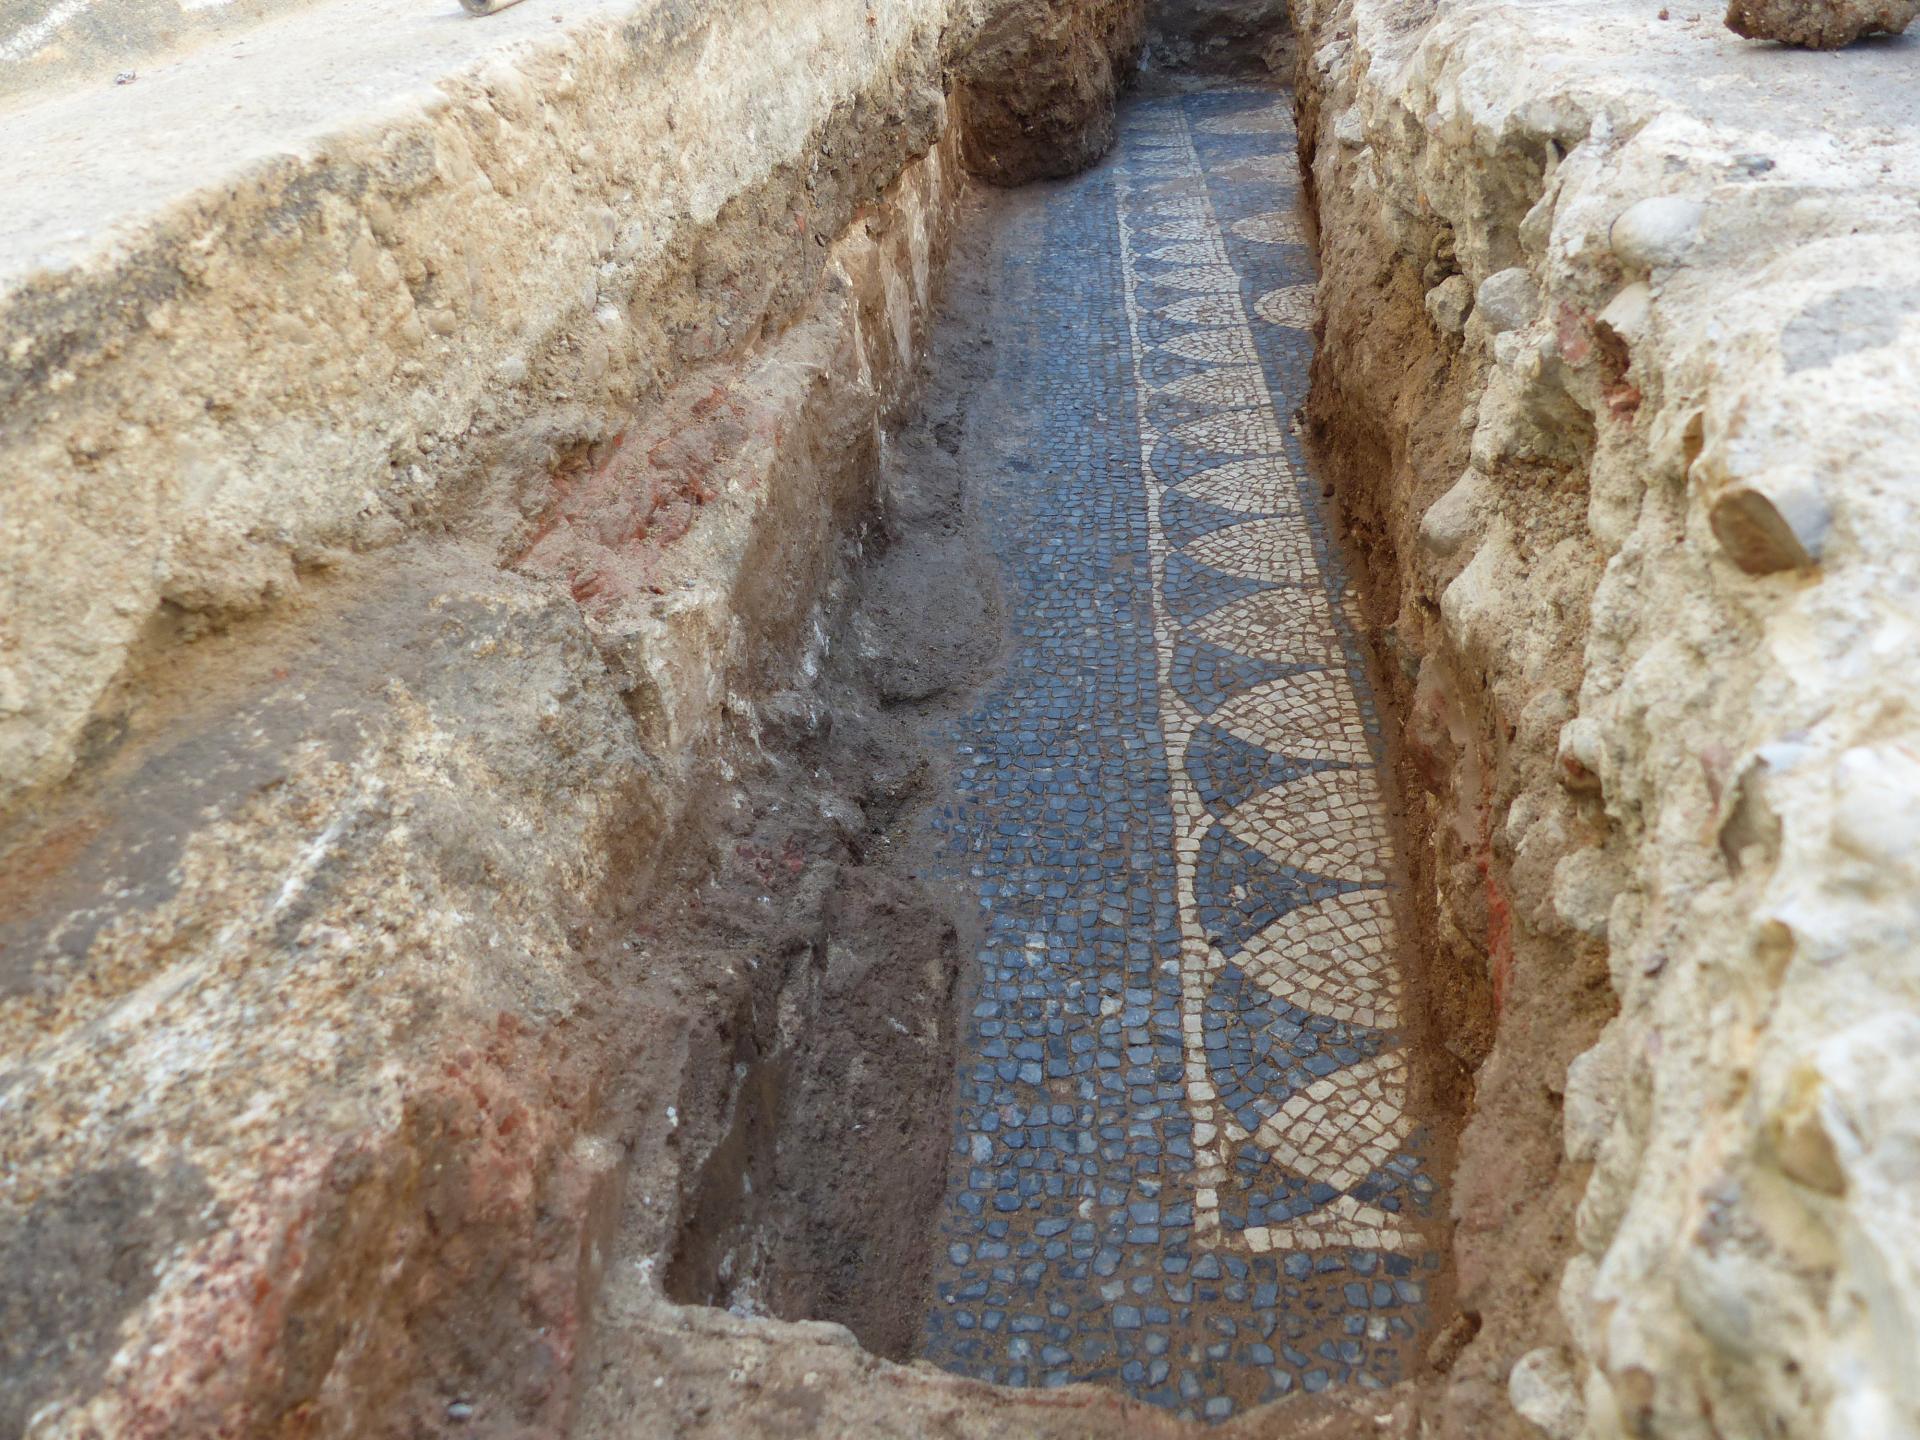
top-left (1233, 210), bottom-right (1309, 245)
top-left (1256, 283), bottom-right (1316, 327)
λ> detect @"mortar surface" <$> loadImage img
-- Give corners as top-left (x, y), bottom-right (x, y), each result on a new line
top-left (917, 84), bottom-right (1445, 1423)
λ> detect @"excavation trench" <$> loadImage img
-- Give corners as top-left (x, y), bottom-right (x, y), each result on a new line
top-left (576, 77), bottom-right (1479, 1435)
top-left (6, 0), bottom-right (1915, 1432)
top-left (0, 20), bottom-right (1502, 1440)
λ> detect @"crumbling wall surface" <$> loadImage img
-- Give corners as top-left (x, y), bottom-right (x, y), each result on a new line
top-left (0, 0), bottom-right (1145, 828)
top-left (1, 0), bottom-right (952, 822)
top-left (0, 134), bottom-right (961, 1438)
top-left (1296, 2), bottom-right (1920, 1437)
top-left (0, 0), bottom-right (1148, 1433)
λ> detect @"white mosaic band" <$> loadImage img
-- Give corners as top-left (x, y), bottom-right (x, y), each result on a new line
top-left (1114, 103), bottom-right (1417, 1256)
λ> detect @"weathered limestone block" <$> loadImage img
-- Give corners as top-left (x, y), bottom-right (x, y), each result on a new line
top-left (1296, 0), bottom-right (1920, 1434)
top-left (1725, 0), bottom-right (1920, 46)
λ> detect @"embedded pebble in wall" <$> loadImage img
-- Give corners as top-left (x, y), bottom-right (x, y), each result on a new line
top-left (1425, 276), bottom-right (1473, 335)
top-left (1509, 1347), bottom-right (1585, 1440)
top-left (1556, 716), bottom-right (1606, 794)
top-left (1829, 743), bottom-right (1920, 879)
top-left (1608, 196), bottom-right (1706, 270)
top-left (1418, 468), bottom-right (1495, 560)
top-left (1596, 282), bottom-right (1653, 348)
top-left (1549, 847), bottom-right (1622, 939)
top-left (1707, 472), bottom-right (1831, 574)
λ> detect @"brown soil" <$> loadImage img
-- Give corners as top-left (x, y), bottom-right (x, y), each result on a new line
top-left (1144, 0), bottom-right (1292, 74)
top-left (955, 0), bottom-right (1148, 185)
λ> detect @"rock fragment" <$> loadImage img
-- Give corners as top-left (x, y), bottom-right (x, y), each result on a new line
top-left (1419, 467), bottom-right (1494, 559)
top-left (1725, 0), bottom-right (1919, 47)
top-left (1477, 267), bottom-right (1539, 333)
top-left (1426, 274), bottom-right (1474, 334)
top-left (1510, 1347), bottom-right (1585, 1440)
top-left (1597, 282), bottom-right (1652, 347)
top-left (1707, 473), bottom-right (1831, 573)
top-left (1609, 197), bottom-right (1705, 270)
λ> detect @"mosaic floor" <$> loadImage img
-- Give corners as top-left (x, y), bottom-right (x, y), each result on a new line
top-left (916, 85), bottom-right (1443, 1422)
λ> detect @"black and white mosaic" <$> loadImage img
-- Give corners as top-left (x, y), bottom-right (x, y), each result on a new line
top-left (919, 86), bottom-right (1442, 1423)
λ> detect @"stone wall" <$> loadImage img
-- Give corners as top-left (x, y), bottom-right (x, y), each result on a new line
top-left (0, 0), bottom-right (1150, 1432)
top-left (1296, 1), bottom-right (1920, 1436)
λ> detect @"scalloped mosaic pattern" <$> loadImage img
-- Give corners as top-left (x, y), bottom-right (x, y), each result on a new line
top-left (922, 88), bottom-right (1440, 1424)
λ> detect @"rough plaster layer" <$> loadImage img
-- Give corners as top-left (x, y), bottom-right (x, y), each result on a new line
top-left (0, 0), bottom-right (1158, 1429)
top-left (1296, 2), bottom-right (1920, 1437)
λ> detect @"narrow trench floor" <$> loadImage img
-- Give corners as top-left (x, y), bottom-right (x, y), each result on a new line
top-left (916, 83), bottom-right (1446, 1421)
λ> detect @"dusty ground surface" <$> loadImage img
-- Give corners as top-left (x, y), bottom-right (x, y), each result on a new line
top-left (574, 1297), bottom-right (1412, 1440)
top-left (0, 0), bottom-right (329, 104)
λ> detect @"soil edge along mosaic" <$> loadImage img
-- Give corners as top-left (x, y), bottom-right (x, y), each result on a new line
top-left (920, 87), bottom-right (1443, 1422)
